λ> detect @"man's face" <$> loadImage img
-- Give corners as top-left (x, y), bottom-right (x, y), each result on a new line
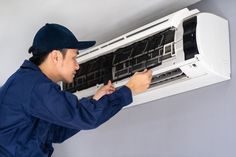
top-left (58, 49), bottom-right (79, 83)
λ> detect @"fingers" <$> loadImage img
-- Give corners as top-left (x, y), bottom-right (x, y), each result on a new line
top-left (108, 86), bottom-right (115, 92)
top-left (106, 85), bottom-right (115, 94)
top-left (147, 69), bottom-right (153, 80)
top-left (147, 69), bottom-right (153, 74)
top-left (106, 80), bottom-right (115, 88)
top-left (106, 89), bottom-right (115, 94)
top-left (105, 80), bottom-right (115, 94)
top-left (134, 69), bottom-right (148, 76)
top-left (140, 69), bottom-right (153, 80)
top-left (143, 69), bottom-right (152, 88)
top-left (107, 80), bottom-right (112, 85)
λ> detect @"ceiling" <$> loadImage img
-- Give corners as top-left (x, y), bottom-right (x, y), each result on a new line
top-left (0, 0), bottom-right (200, 85)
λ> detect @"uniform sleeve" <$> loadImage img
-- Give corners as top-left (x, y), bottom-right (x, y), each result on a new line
top-left (51, 124), bottom-right (80, 143)
top-left (28, 81), bottom-right (132, 130)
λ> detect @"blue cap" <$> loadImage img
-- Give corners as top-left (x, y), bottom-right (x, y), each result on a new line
top-left (28, 23), bottom-right (96, 55)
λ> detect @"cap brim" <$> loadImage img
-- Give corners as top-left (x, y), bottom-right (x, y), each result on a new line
top-left (77, 41), bottom-right (96, 50)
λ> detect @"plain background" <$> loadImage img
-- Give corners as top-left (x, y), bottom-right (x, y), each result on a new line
top-left (53, 0), bottom-right (236, 156)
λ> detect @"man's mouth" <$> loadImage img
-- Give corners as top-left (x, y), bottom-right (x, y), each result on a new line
top-left (73, 72), bottom-right (76, 78)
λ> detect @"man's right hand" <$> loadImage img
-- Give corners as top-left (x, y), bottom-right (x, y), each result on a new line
top-left (125, 69), bottom-right (153, 95)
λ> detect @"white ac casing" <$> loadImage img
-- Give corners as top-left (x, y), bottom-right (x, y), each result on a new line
top-left (71, 8), bottom-right (230, 108)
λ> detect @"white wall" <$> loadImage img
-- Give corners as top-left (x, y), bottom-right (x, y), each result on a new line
top-left (53, 0), bottom-right (236, 156)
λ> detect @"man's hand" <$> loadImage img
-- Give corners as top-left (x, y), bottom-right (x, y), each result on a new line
top-left (93, 80), bottom-right (116, 100)
top-left (125, 69), bottom-right (153, 95)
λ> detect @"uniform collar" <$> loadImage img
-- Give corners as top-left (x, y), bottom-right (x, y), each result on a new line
top-left (20, 60), bottom-right (62, 90)
top-left (20, 60), bottom-right (41, 71)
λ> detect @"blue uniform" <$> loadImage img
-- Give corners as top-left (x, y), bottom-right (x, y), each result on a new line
top-left (0, 60), bottom-right (132, 157)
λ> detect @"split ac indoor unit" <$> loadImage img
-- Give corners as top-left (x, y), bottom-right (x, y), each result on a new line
top-left (63, 8), bottom-right (230, 108)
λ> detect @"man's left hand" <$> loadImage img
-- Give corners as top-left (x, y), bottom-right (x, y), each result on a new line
top-left (92, 80), bottom-right (115, 100)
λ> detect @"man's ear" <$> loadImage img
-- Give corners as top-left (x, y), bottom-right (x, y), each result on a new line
top-left (50, 50), bottom-right (63, 63)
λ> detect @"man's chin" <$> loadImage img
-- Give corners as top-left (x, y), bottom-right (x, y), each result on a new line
top-left (63, 79), bottom-right (73, 84)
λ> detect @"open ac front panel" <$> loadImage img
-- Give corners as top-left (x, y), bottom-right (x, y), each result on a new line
top-left (63, 8), bottom-right (230, 108)
top-left (63, 16), bottom-right (198, 92)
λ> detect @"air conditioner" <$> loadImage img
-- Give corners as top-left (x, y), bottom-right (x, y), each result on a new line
top-left (63, 8), bottom-right (230, 108)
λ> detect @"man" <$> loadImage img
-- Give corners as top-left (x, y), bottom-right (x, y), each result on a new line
top-left (0, 23), bottom-right (152, 157)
